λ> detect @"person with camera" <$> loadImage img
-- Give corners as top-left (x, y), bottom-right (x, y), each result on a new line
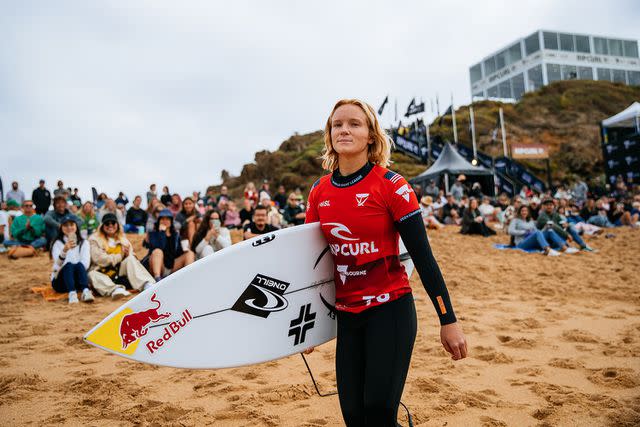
top-left (50, 215), bottom-right (94, 304)
top-left (144, 209), bottom-right (195, 282)
top-left (536, 197), bottom-right (594, 252)
top-left (191, 210), bottom-right (231, 259)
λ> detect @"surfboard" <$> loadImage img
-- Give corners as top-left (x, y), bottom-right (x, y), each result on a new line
top-left (84, 222), bottom-right (414, 369)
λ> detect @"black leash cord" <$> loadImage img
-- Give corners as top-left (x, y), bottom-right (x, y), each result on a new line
top-left (300, 353), bottom-right (414, 427)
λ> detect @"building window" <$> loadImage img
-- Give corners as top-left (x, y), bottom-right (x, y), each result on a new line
top-left (525, 32), bottom-right (540, 56)
top-left (508, 43), bottom-right (522, 63)
top-left (547, 63), bottom-right (562, 83)
top-left (612, 69), bottom-right (626, 83)
top-left (575, 35), bottom-right (590, 53)
top-left (543, 32), bottom-right (558, 50)
top-left (559, 33), bottom-right (574, 51)
top-left (487, 85), bottom-right (498, 98)
top-left (496, 50), bottom-right (507, 70)
top-left (473, 91), bottom-right (485, 98)
top-left (578, 67), bottom-right (593, 80)
top-left (561, 65), bottom-right (577, 80)
top-left (609, 39), bottom-right (623, 57)
top-left (484, 56), bottom-right (496, 75)
top-left (628, 71), bottom-right (640, 85)
top-left (498, 80), bottom-right (511, 98)
top-left (624, 40), bottom-right (639, 58)
top-left (594, 37), bottom-right (608, 55)
top-left (597, 68), bottom-right (611, 82)
top-left (511, 73), bottom-right (525, 99)
top-left (527, 65), bottom-right (543, 91)
top-left (470, 64), bottom-right (483, 83)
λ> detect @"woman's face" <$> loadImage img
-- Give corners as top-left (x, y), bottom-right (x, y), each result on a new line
top-left (520, 207), bottom-right (529, 219)
top-left (159, 217), bottom-right (172, 229)
top-left (103, 220), bottom-right (118, 237)
top-left (330, 104), bottom-right (371, 158)
top-left (470, 199), bottom-right (478, 210)
top-left (171, 195), bottom-right (180, 205)
top-left (61, 221), bottom-right (77, 235)
top-left (183, 199), bottom-right (195, 213)
top-left (82, 203), bottom-right (93, 214)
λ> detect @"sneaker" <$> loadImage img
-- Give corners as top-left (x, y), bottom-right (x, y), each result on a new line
top-left (81, 288), bottom-right (95, 303)
top-left (143, 282), bottom-right (154, 291)
top-left (111, 287), bottom-right (131, 300)
top-left (68, 292), bottom-right (79, 304)
top-left (565, 247), bottom-right (580, 254)
top-left (582, 246), bottom-right (595, 252)
top-left (547, 249), bottom-right (561, 257)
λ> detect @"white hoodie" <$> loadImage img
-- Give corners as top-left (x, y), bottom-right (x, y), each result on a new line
top-left (50, 236), bottom-right (90, 280)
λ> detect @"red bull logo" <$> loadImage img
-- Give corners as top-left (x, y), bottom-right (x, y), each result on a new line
top-left (146, 310), bottom-right (193, 354)
top-left (119, 293), bottom-right (171, 349)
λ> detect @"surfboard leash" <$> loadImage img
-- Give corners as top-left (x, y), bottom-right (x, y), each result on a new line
top-left (299, 354), bottom-right (414, 427)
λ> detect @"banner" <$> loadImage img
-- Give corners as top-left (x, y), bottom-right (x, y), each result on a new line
top-left (601, 127), bottom-right (640, 185)
top-left (511, 143), bottom-right (549, 159)
top-left (395, 135), bottom-right (421, 158)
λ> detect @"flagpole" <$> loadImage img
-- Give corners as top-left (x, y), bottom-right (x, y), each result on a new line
top-left (451, 93), bottom-right (458, 144)
top-left (499, 107), bottom-right (508, 157)
top-left (394, 98), bottom-right (398, 122)
top-left (470, 106), bottom-right (477, 161)
top-left (436, 94), bottom-right (440, 116)
top-left (426, 123), bottom-right (432, 164)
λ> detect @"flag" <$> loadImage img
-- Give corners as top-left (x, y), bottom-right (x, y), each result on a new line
top-left (91, 187), bottom-right (98, 203)
top-left (438, 105), bottom-right (452, 126)
top-left (405, 98), bottom-right (425, 117)
top-left (377, 95), bottom-right (388, 116)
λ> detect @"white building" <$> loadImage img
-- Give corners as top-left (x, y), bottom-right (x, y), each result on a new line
top-left (470, 30), bottom-right (640, 100)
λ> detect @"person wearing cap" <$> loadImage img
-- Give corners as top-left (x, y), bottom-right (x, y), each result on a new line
top-left (50, 214), bottom-right (94, 304)
top-left (44, 196), bottom-right (71, 248)
top-left (5, 200), bottom-right (46, 248)
top-left (32, 180), bottom-right (52, 215)
top-left (6, 181), bottom-right (25, 205)
top-left (283, 192), bottom-right (306, 227)
top-left (260, 194), bottom-right (283, 228)
top-left (144, 208), bottom-right (194, 282)
top-left (115, 191), bottom-right (128, 207)
top-left (88, 213), bottom-right (155, 299)
top-left (537, 198), bottom-right (593, 251)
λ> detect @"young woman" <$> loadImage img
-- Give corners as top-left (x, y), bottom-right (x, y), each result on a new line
top-left (223, 201), bottom-right (241, 229)
top-left (243, 182), bottom-right (258, 208)
top-left (144, 209), bottom-right (195, 282)
top-left (88, 213), bottom-right (156, 299)
top-left (78, 201), bottom-right (99, 238)
top-left (175, 197), bottom-right (201, 244)
top-left (160, 186), bottom-right (172, 206)
top-left (305, 99), bottom-right (466, 426)
top-left (460, 198), bottom-right (496, 237)
top-left (508, 205), bottom-right (577, 256)
top-left (50, 215), bottom-right (94, 304)
top-left (191, 210), bottom-right (231, 259)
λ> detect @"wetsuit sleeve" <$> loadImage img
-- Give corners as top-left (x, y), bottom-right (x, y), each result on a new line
top-left (386, 175), bottom-right (421, 222)
top-left (396, 213), bottom-right (457, 325)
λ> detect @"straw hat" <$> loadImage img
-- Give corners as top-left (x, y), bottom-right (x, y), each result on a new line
top-left (420, 196), bottom-right (433, 205)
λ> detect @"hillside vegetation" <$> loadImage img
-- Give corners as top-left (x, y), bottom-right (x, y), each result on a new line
top-left (220, 81), bottom-right (640, 196)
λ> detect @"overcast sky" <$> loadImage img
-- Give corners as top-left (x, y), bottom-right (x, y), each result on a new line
top-left (2, 0), bottom-right (639, 203)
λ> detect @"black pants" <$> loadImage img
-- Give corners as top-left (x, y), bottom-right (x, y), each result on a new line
top-left (336, 293), bottom-right (417, 427)
top-left (52, 263), bottom-right (89, 293)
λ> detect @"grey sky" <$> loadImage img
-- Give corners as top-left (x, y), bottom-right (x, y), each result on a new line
top-left (2, 0), bottom-right (639, 203)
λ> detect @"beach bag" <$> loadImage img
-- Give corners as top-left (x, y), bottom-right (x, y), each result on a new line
top-left (8, 245), bottom-right (37, 259)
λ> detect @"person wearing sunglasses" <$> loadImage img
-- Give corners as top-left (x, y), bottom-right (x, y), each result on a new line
top-left (5, 200), bottom-right (46, 249)
top-left (88, 213), bottom-right (155, 299)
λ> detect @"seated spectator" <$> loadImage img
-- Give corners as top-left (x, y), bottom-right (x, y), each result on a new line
top-left (69, 200), bottom-right (81, 215)
top-left (243, 205), bottom-right (279, 239)
top-left (115, 191), bottom-right (129, 207)
top-left (125, 195), bottom-right (148, 233)
top-left (519, 185), bottom-right (532, 199)
top-left (196, 199), bottom-right (206, 215)
top-left (97, 199), bottom-right (125, 226)
top-left (478, 196), bottom-right (499, 223)
top-left (217, 185), bottom-right (231, 205)
top-left (260, 195), bottom-right (283, 228)
top-left (244, 182), bottom-right (258, 208)
top-left (168, 193), bottom-right (182, 217)
top-left (554, 185), bottom-right (571, 200)
top-left (508, 205), bottom-right (576, 256)
top-left (146, 183), bottom-right (157, 205)
top-left (5, 200), bottom-right (46, 249)
top-left (0, 203), bottom-right (9, 250)
top-left (460, 198), bottom-right (496, 237)
top-left (223, 201), bottom-right (241, 229)
top-left (239, 198), bottom-right (254, 227)
top-left (146, 202), bottom-right (165, 232)
top-left (259, 180), bottom-right (271, 201)
top-left (6, 199), bottom-right (23, 219)
top-left (191, 210), bottom-right (232, 259)
top-left (528, 197), bottom-right (541, 220)
top-left (274, 185), bottom-right (288, 210)
top-left (441, 194), bottom-right (461, 225)
top-left (78, 201), bottom-right (99, 238)
top-left (50, 215), bottom-right (94, 304)
top-left (537, 198), bottom-right (593, 251)
top-left (470, 182), bottom-right (483, 199)
top-left (160, 186), bottom-right (172, 206)
top-left (419, 196), bottom-right (443, 230)
top-left (44, 196), bottom-right (71, 246)
top-left (88, 213), bottom-right (155, 298)
top-left (144, 209), bottom-right (195, 281)
top-left (564, 204), bottom-right (603, 236)
top-left (53, 180), bottom-right (66, 197)
top-left (609, 201), bottom-right (636, 227)
top-left (95, 193), bottom-right (108, 209)
top-left (175, 197), bottom-right (201, 243)
top-left (580, 198), bottom-right (598, 221)
top-left (283, 193), bottom-right (306, 226)
top-left (70, 188), bottom-right (82, 205)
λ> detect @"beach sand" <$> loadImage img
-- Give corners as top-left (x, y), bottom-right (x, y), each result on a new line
top-left (0, 227), bottom-right (638, 426)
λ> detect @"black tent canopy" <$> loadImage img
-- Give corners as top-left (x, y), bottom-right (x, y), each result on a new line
top-left (409, 143), bottom-right (495, 195)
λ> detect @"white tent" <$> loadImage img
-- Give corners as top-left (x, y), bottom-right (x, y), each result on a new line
top-left (602, 102), bottom-right (640, 129)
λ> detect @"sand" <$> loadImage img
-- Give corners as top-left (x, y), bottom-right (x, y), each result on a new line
top-left (0, 227), bottom-right (639, 426)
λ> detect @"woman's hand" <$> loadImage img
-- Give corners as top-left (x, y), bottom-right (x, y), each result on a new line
top-left (63, 240), bottom-right (76, 252)
top-left (440, 322), bottom-right (467, 361)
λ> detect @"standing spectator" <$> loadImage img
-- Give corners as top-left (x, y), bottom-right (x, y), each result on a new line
top-left (160, 186), bottom-right (172, 206)
top-left (88, 213), bottom-right (155, 298)
top-left (273, 185), bottom-right (288, 209)
top-left (53, 180), bottom-right (66, 197)
top-left (424, 180), bottom-right (439, 199)
top-left (469, 182), bottom-right (483, 199)
top-left (460, 198), bottom-right (496, 237)
top-left (217, 186), bottom-right (230, 204)
top-left (168, 194), bottom-right (182, 217)
top-left (78, 201), bottom-right (99, 238)
top-left (243, 205), bottom-right (278, 239)
top-left (70, 188), bottom-right (82, 205)
top-left (95, 193), bottom-right (108, 209)
top-left (223, 201), bottom-right (241, 229)
top-left (450, 178), bottom-right (465, 202)
top-left (175, 197), bottom-right (201, 243)
top-left (144, 209), bottom-right (195, 281)
top-left (125, 195), bottom-right (148, 233)
top-left (115, 191), bottom-right (129, 207)
top-left (6, 181), bottom-right (25, 204)
top-left (239, 198), bottom-right (254, 227)
top-left (537, 198), bottom-right (593, 251)
top-left (572, 180), bottom-right (589, 206)
top-left (50, 215), bottom-right (94, 304)
top-left (5, 200), bottom-right (46, 249)
top-left (192, 210), bottom-right (231, 259)
top-left (32, 179), bottom-right (52, 215)
top-left (441, 194), bottom-right (461, 225)
top-left (244, 182), bottom-right (258, 207)
top-left (283, 192), bottom-right (306, 226)
top-left (44, 196), bottom-right (71, 246)
top-left (146, 184), bottom-right (157, 205)
top-left (97, 199), bottom-right (124, 226)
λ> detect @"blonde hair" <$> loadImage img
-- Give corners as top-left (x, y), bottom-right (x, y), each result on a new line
top-left (321, 99), bottom-right (393, 171)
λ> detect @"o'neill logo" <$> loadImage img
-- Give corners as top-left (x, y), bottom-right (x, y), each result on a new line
top-left (322, 222), bottom-right (379, 257)
top-left (355, 193), bottom-right (369, 207)
top-left (231, 274), bottom-right (290, 318)
top-left (336, 265), bottom-right (367, 284)
top-left (395, 184), bottom-right (413, 202)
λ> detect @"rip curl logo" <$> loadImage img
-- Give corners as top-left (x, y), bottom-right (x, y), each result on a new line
top-left (323, 223), bottom-right (359, 241)
top-left (355, 193), bottom-right (369, 207)
top-left (231, 274), bottom-right (290, 318)
top-left (395, 184), bottom-right (413, 202)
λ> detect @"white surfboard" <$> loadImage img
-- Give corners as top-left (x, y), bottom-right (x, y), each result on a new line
top-left (84, 222), bottom-right (414, 369)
